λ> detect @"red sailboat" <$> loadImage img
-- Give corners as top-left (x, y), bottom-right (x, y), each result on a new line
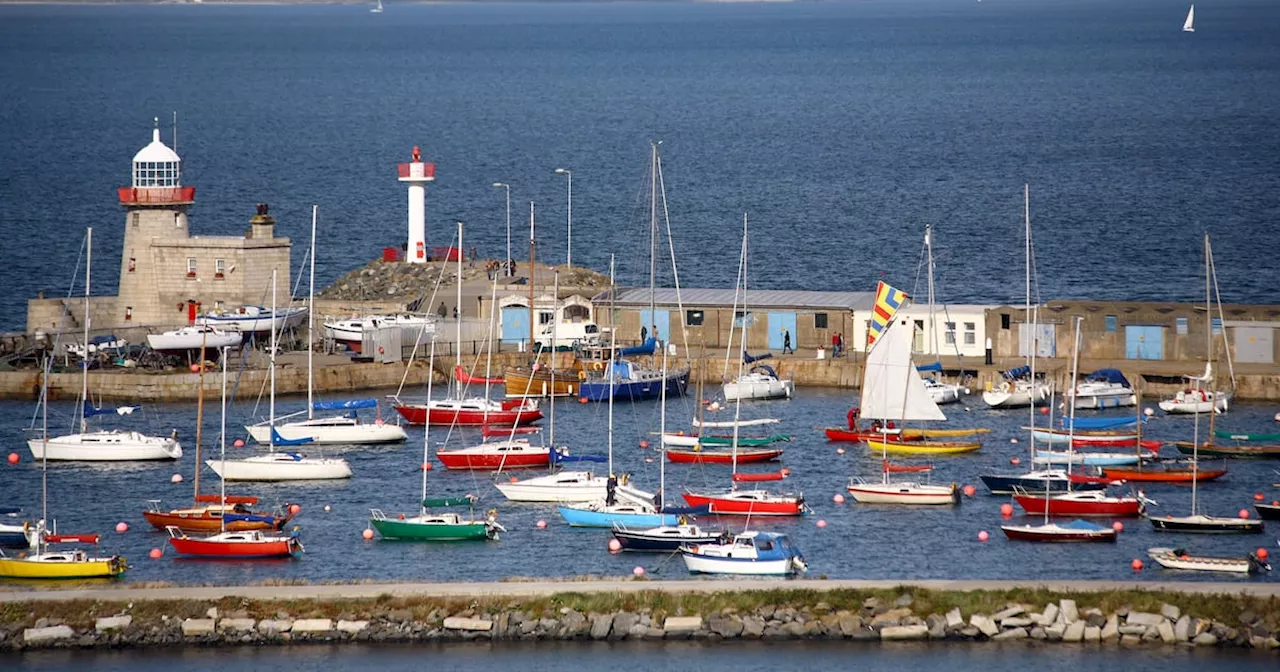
top-left (1013, 489), bottom-right (1144, 517)
top-left (436, 437), bottom-right (551, 470)
top-left (666, 446), bottom-right (783, 464)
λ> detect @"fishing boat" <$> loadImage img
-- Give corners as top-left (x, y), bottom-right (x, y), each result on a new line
top-left (368, 321), bottom-right (505, 542)
top-left (1063, 369), bottom-right (1137, 410)
top-left (1148, 547), bottom-right (1271, 574)
top-left (197, 304), bottom-right (306, 334)
top-left (680, 531), bottom-right (807, 576)
top-left (1, 354), bottom-right (127, 579)
top-left (1182, 5), bottom-right (1194, 32)
top-left (724, 364), bottom-right (794, 402)
top-left (207, 271), bottom-right (352, 482)
top-left (146, 325), bottom-right (242, 352)
top-left (1001, 519), bottom-right (1117, 543)
top-left (144, 341), bottom-right (294, 533)
top-left (26, 229), bottom-right (182, 462)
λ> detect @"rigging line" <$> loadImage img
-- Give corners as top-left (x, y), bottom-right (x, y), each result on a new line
top-left (720, 224), bottom-right (747, 386)
top-left (394, 227), bottom-right (458, 399)
top-left (1206, 237), bottom-right (1236, 389)
top-left (30, 232), bottom-right (88, 432)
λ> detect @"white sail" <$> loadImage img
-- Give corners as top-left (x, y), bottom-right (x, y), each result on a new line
top-left (860, 321), bottom-right (946, 422)
top-left (1183, 5), bottom-right (1194, 32)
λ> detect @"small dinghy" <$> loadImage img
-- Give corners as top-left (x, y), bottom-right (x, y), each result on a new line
top-left (1147, 547), bottom-right (1270, 574)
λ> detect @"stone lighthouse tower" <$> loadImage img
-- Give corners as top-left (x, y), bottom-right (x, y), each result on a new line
top-left (116, 118), bottom-right (195, 325)
top-left (397, 146), bottom-right (435, 263)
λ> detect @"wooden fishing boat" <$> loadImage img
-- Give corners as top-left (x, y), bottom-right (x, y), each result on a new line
top-left (665, 446), bottom-right (784, 464)
top-left (1174, 441), bottom-right (1280, 459)
top-left (866, 437), bottom-right (981, 455)
top-left (1101, 461), bottom-right (1226, 483)
top-left (0, 534), bottom-right (127, 579)
top-left (501, 365), bottom-right (579, 398)
top-left (1001, 519), bottom-right (1118, 543)
top-left (1147, 547), bottom-right (1270, 574)
top-left (455, 365), bottom-right (504, 385)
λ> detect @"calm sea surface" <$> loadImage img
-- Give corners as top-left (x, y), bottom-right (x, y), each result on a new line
top-left (2, 0), bottom-right (1280, 333)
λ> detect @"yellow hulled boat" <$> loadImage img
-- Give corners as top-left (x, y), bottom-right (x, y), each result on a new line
top-left (866, 438), bottom-right (982, 455)
top-left (0, 542), bottom-right (127, 580)
top-left (909, 427), bottom-right (990, 438)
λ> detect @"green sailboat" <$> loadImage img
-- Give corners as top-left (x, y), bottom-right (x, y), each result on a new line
top-left (369, 223), bottom-right (504, 542)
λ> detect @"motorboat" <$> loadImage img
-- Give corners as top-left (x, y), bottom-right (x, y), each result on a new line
top-left (578, 357), bottom-right (689, 402)
top-left (983, 374), bottom-right (1053, 408)
top-left (1160, 387), bottom-right (1230, 415)
top-left (27, 429), bottom-right (182, 462)
top-left (197, 305), bottom-right (307, 333)
top-left (323, 313), bottom-right (434, 349)
top-left (680, 531), bottom-right (806, 576)
top-left (922, 376), bottom-right (965, 405)
top-left (723, 365), bottom-right (793, 402)
top-left (1063, 369), bottom-right (1137, 409)
top-left (1147, 547), bottom-right (1270, 574)
top-left (146, 325), bottom-right (242, 352)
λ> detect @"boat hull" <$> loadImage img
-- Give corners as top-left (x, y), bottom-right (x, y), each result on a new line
top-left (865, 438), bottom-right (981, 455)
top-left (369, 518), bottom-right (491, 541)
top-left (665, 448), bottom-right (783, 464)
top-left (1001, 524), bottom-right (1117, 543)
top-left (979, 472), bottom-right (1106, 495)
top-left (1254, 503), bottom-right (1280, 520)
top-left (142, 509), bottom-right (290, 533)
top-left (557, 506), bottom-right (680, 528)
top-left (206, 456), bottom-right (353, 481)
top-left (1174, 442), bottom-right (1280, 459)
top-left (824, 427), bottom-right (987, 442)
top-left (1148, 514), bottom-right (1265, 534)
top-left (723, 378), bottom-right (793, 401)
top-left (1148, 547), bottom-right (1268, 574)
top-left (168, 535), bottom-right (301, 558)
top-left (0, 555), bottom-right (126, 579)
top-left (982, 382), bottom-right (1052, 409)
top-left (494, 472), bottom-right (607, 502)
top-left (681, 554), bottom-right (798, 576)
top-left (846, 482), bottom-right (958, 505)
top-left (1100, 466), bottom-right (1226, 482)
top-left (578, 369), bottom-right (689, 402)
top-left (502, 368), bottom-right (579, 398)
top-left (1031, 451), bottom-right (1141, 467)
top-left (681, 492), bottom-right (805, 516)
top-left (436, 449), bottom-right (550, 470)
top-left (1013, 494), bottom-right (1142, 517)
top-left (1030, 429), bottom-right (1138, 445)
top-left (146, 332), bottom-right (243, 351)
top-left (27, 434), bottom-right (182, 461)
top-left (392, 404), bottom-right (542, 427)
top-left (611, 527), bottom-right (722, 552)
top-left (247, 421), bottom-right (407, 445)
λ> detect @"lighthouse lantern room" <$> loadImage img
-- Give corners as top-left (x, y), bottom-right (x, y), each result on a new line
top-left (397, 146), bottom-right (436, 264)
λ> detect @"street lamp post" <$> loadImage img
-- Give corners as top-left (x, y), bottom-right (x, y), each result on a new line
top-left (492, 182), bottom-right (511, 276)
top-left (554, 168), bottom-right (572, 268)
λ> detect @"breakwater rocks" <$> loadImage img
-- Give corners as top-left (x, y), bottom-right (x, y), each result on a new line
top-left (4, 588), bottom-right (1280, 653)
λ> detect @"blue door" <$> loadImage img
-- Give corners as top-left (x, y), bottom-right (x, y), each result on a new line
top-left (639, 309), bottom-right (670, 342)
top-left (1125, 325), bottom-right (1164, 360)
top-left (767, 312), bottom-right (798, 350)
top-left (501, 306), bottom-right (527, 345)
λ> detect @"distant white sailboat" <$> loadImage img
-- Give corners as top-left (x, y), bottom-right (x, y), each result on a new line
top-left (371, 0), bottom-right (384, 14)
top-left (1183, 5), bottom-right (1194, 32)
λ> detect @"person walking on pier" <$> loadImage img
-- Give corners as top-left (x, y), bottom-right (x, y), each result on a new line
top-left (782, 328), bottom-right (794, 355)
top-left (438, 302), bottom-right (447, 319)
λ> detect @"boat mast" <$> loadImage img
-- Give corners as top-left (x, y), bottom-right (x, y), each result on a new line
top-left (1193, 234), bottom-right (1212, 514)
top-left (926, 224), bottom-right (936, 361)
top-left (80, 228), bottom-right (91, 434)
top-left (529, 202), bottom-right (536, 356)
top-left (730, 216), bottom-right (749, 478)
top-left (456, 222), bottom-right (464, 402)
top-left (483, 274), bottom-right (498, 403)
top-left (550, 270), bottom-right (558, 448)
top-left (192, 331), bottom-right (206, 504)
top-left (1064, 317), bottom-right (1083, 495)
top-left (307, 205), bottom-right (317, 420)
top-left (40, 354), bottom-right (49, 550)
top-left (269, 270), bottom-right (277, 452)
top-left (1025, 185), bottom-right (1036, 460)
top-left (649, 143), bottom-right (658, 344)
top-left (658, 287), bottom-right (669, 510)
top-left (422, 333), bottom-right (437, 516)
top-left (219, 347), bottom-right (228, 533)
top-left (607, 254), bottom-right (616, 476)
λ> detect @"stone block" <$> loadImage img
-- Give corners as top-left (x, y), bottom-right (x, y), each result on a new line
top-left (219, 618), bottom-right (256, 632)
top-left (1101, 614), bottom-right (1119, 641)
top-left (870, 608), bottom-right (913, 628)
top-left (1157, 620), bottom-right (1175, 644)
top-left (992, 627), bottom-right (1028, 641)
top-left (206, 607), bottom-right (219, 620)
top-left (992, 606), bottom-right (1025, 621)
top-left (1001, 617), bottom-right (1034, 628)
top-left (337, 620), bottom-right (369, 634)
top-left (293, 618), bottom-right (335, 633)
top-left (182, 619), bottom-right (217, 636)
top-left (1045, 624), bottom-right (1066, 641)
top-left (880, 624), bottom-right (928, 641)
top-left (95, 615), bottom-right (133, 632)
top-left (258, 619), bottom-right (293, 633)
top-left (1059, 600), bottom-right (1079, 624)
top-left (1084, 626), bottom-right (1101, 643)
top-left (613, 612), bottom-right (638, 638)
top-left (24, 625), bottom-right (74, 644)
top-left (1030, 627), bottom-right (1047, 640)
top-left (742, 617), bottom-right (765, 638)
top-left (1119, 625), bottom-right (1148, 636)
top-left (1063, 620), bottom-right (1086, 643)
top-left (628, 623), bottom-right (649, 639)
top-left (708, 615), bottom-right (743, 638)
top-left (1120, 634), bottom-right (1142, 646)
top-left (970, 614), bottom-right (999, 637)
top-left (1174, 615), bottom-right (1191, 641)
top-left (1041, 603), bottom-right (1059, 624)
top-left (1193, 632), bottom-right (1217, 646)
top-left (590, 614), bottom-right (614, 640)
top-left (1126, 612), bottom-right (1164, 627)
top-left (1160, 604), bottom-right (1181, 622)
top-left (838, 614), bottom-right (863, 637)
top-left (944, 608), bottom-right (964, 630)
top-left (663, 616), bottom-right (703, 633)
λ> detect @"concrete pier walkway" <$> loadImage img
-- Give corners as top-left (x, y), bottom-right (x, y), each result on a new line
top-left (2, 578), bottom-right (1278, 603)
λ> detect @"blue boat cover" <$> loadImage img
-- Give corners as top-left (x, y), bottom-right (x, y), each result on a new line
top-left (89, 335), bottom-right (120, 345)
top-left (620, 338), bottom-right (658, 357)
top-left (312, 398), bottom-right (377, 411)
top-left (0, 506), bottom-right (22, 516)
top-left (271, 429), bottom-right (314, 447)
top-left (223, 513), bottom-right (276, 525)
top-left (916, 362), bottom-right (944, 373)
top-left (1061, 519), bottom-right (1106, 531)
top-left (1002, 365), bottom-right (1031, 380)
top-left (83, 402), bottom-right (140, 418)
top-left (551, 449), bottom-right (608, 464)
top-left (1084, 368), bottom-right (1131, 387)
top-left (1059, 416), bottom-right (1139, 430)
top-left (742, 350), bottom-right (773, 364)
top-left (752, 365), bottom-right (778, 378)
top-left (662, 504), bottom-right (711, 516)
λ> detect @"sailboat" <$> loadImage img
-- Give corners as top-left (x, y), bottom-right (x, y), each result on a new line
top-left (393, 222), bottom-right (541, 427)
top-left (577, 143), bottom-right (691, 403)
top-left (983, 187), bottom-right (1053, 409)
top-left (681, 219), bottom-right (807, 517)
top-left (207, 271), bottom-right (353, 481)
top-left (0, 356), bottom-right (127, 579)
top-left (369, 332), bottom-right (505, 541)
top-left (495, 271), bottom-right (609, 502)
top-left (27, 228), bottom-right (181, 462)
top-left (143, 334), bottom-right (295, 533)
top-left (167, 352), bottom-right (304, 559)
top-left (846, 319), bottom-right (960, 506)
top-left (246, 207), bottom-right (407, 446)
top-left (558, 256), bottom-right (683, 528)
top-left (371, 0), bottom-right (384, 13)
top-left (1183, 5), bottom-right (1194, 32)
top-left (915, 225), bottom-right (967, 405)
top-left (1149, 236), bottom-right (1264, 535)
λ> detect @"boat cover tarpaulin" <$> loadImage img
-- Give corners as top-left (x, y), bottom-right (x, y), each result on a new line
top-left (661, 504), bottom-right (711, 516)
top-left (422, 496), bottom-right (475, 508)
top-left (222, 513), bottom-right (277, 525)
top-left (743, 351), bottom-right (773, 364)
top-left (271, 429), bottom-right (314, 446)
top-left (752, 365), bottom-right (779, 378)
top-left (551, 449), bottom-right (607, 464)
top-left (1213, 429), bottom-right (1280, 442)
top-left (1059, 416), bottom-right (1139, 430)
top-left (1061, 519), bottom-right (1108, 531)
top-left (620, 338), bottom-right (658, 357)
top-left (83, 402), bottom-right (140, 417)
top-left (312, 399), bottom-right (378, 411)
top-left (1001, 365), bottom-right (1031, 380)
top-left (1084, 369), bottom-right (1131, 387)
top-left (916, 362), bottom-right (943, 373)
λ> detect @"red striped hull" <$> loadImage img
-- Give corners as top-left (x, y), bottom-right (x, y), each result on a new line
top-left (666, 448), bottom-right (783, 464)
top-left (167, 536), bottom-right (300, 558)
top-left (681, 492), bottom-right (805, 516)
top-left (1099, 467), bottom-right (1227, 483)
top-left (393, 405), bottom-right (541, 427)
top-left (436, 451), bottom-right (550, 470)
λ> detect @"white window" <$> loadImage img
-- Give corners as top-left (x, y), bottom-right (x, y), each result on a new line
top-left (215, 259), bottom-right (226, 278)
top-left (944, 321), bottom-right (957, 346)
top-left (964, 322), bottom-right (977, 346)
top-left (186, 258), bottom-right (197, 276)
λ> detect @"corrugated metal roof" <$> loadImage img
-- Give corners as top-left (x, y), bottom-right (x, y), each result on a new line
top-left (594, 287), bottom-right (876, 311)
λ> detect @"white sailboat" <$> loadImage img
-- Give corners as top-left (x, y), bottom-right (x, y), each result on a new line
top-left (1183, 5), bottom-right (1194, 32)
top-left (983, 186), bottom-right (1053, 409)
top-left (208, 270), bottom-right (352, 482)
top-left (846, 318), bottom-right (958, 505)
top-left (245, 207), bottom-right (407, 446)
top-left (917, 224), bottom-right (967, 405)
top-left (26, 228), bottom-right (182, 462)
top-left (371, 0), bottom-right (384, 13)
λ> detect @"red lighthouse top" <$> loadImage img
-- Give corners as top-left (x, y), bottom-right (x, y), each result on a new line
top-left (397, 146), bottom-right (436, 181)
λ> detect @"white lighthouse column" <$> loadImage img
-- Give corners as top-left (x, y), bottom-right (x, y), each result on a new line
top-left (397, 146), bottom-right (436, 264)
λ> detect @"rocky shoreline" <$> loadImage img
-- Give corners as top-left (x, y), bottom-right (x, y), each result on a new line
top-left (5, 588), bottom-right (1280, 653)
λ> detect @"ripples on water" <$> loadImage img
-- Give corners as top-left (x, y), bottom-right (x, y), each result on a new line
top-left (1, 387), bottom-right (1278, 585)
top-left (1, 0), bottom-right (1280, 331)
top-left (12, 641), bottom-right (1276, 672)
